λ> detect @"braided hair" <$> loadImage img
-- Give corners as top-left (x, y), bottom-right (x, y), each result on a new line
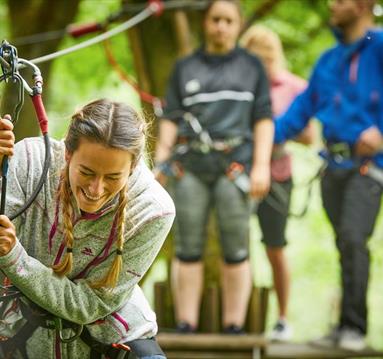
top-left (52, 99), bottom-right (146, 288)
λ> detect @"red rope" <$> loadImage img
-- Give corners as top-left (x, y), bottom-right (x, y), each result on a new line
top-left (103, 39), bottom-right (163, 108)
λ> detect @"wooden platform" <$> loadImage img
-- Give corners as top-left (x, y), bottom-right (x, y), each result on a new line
top-left (157, 333), bottom-right (383, 359)
top-left (157, 332), bottom-right (266, 359)
top-left (265, 342), bottom-right (383, 359)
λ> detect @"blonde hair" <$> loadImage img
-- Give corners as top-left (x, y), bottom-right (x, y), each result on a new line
top-left (91, 185), bottom-right (128, 289)
top-left (52, 99), bottom-right (146, 288)
top-left (240, 24), bottom-right (286, 73)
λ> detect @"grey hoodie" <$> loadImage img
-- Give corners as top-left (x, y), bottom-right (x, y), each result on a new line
top-left (0, 137), bottom-right (175, 358)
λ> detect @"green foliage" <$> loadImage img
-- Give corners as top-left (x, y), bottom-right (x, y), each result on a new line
top-left (0, 0), bottom-right (140, 139)
top-left (243, 0), bottom-right (334, 78)
top-left (48, 0), bottom-right (140, 138)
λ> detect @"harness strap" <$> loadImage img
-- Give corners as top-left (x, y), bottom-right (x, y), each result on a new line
top-left (80, 326), bottom-right (165, 359)
top-left (177, 136), bottom-right (244, 153)
top-left (0, 295), bottom-right (82, 358)
top-left (80, 327), bottom-right (122, 359)
top-left (127, 338), bottom-right (165, 357)
top-left (0, 318), bottom-right (40, 358)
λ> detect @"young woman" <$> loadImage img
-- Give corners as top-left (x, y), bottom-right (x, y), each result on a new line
top-left (0, 99), bottom-right (175, 358)
top-left (241, 25), bottom-right (312, 341)
top-left (155, 0), bottom-right (274, 333)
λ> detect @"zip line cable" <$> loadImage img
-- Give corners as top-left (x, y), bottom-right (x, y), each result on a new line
top-left (10, 0), bottom-right (209, 47)
top-left (6, 0), bottom-right (207, 108)
top-left (28, 3), bottom-right (158, 66)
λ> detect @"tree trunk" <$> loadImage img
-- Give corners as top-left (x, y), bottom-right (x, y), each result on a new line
top-left (2, 0), bottom-right (81, 141)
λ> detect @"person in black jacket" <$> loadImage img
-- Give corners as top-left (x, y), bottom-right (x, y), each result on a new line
top-left (155, 0), bottom-right (274, 334)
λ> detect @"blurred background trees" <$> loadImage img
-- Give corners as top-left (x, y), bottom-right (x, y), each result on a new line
top-left (0, 0), bottom-right (337, 140)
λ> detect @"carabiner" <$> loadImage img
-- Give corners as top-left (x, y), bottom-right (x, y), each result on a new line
top-left (54, 317), bottom-right (84, 343)
top-left (0, 41), bottom-right (25, 124)
top-left (0, 40), bottom-right (17, 82)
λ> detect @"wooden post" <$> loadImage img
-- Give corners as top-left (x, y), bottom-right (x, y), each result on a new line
top-left (200, 283), bottom-right (220, 333)
top-left (260, 287), bottom-right (270, 333)
top-left (154, 281), bottom-right (167, 328)
top-left (246, 286), bottom-right (263, 334)
top-left (154, 280), bottom-right (175, 330)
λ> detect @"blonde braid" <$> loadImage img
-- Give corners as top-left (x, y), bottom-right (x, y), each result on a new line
top-left (52, 165), bottom-right (74, 276)
top-left (91, 186), bottom-right (128, 289)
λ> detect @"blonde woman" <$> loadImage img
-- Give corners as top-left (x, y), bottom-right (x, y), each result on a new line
top-left (241, 25), bottom-right (313, 341)
top-left (0, 99), bottom-right (174, 358)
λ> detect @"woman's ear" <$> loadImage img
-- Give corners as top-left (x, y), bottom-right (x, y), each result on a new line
top-left (65, 149), bottom-right (72, 163)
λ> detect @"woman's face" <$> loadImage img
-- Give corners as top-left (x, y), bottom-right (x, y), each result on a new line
top-left (204, 1), bottom-right (241, 54)
top-left (66, 138), bottom-right (133, 213)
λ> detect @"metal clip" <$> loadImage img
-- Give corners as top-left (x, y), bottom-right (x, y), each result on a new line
top-left (0, 40), bottom-right (18, 82)
top-left (54, 317), bottom-right (84, 343)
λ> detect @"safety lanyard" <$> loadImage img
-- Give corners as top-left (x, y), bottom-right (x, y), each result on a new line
top-left (0, 40), bottom-right (51, 220)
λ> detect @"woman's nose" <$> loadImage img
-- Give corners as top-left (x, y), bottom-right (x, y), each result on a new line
top-left (88, 177), bottom-right (104, 195)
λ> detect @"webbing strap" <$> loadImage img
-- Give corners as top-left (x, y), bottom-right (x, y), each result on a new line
top-left (0, 319), bottom-right (40, 358)
top-left (80, 326), bottom-right (165, 359)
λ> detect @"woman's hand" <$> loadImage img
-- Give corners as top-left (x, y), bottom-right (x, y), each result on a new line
top-left (250, 163), bottom-right (271, 199)
top-left (0, 115), bottom-right (15, 164)
top-left (0, 215), bottom-right (16, 256)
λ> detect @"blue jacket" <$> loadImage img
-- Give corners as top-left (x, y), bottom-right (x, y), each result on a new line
top-left (275, 29), bottom-right (383, 168)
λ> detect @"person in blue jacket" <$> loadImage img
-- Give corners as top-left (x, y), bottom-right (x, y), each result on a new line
top-left (274, 0), bottom-right (382, 351)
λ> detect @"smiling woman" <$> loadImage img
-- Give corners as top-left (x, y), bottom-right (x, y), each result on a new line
top-left (0, 99), bottom-right (175, 359)
top-left (67, 139), bottom-right (133, 213)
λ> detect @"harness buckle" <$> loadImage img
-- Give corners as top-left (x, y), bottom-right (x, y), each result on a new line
top-left (112, 342), bottom-right (131, 351)
top-left (226, 162), bottom-right (250, 194)
top-left (360, 161), bottom-right (383, 185)
top-left (54, 317), bottom-right (84, 343)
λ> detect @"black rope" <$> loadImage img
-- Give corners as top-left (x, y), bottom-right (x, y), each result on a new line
top-left (0, 41), bottom-right (52, 220)
top-left (264, 164), bottom-right (325, 218)
top-left (9, 134), bottom-right (51, 221)
top-left (0, 161), bottom-right (8, 214)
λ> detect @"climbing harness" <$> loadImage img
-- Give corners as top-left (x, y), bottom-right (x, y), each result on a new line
top-left (0, 40), bottom-right (51, 220)
top-left (267, 162), bottom-right (325, 218)
top-left (161, 111), bottom-right (324, 217)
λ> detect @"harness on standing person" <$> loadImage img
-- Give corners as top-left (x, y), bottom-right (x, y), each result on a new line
top-left (158, 111), bottom-right (323, 216)
top-left (156, 111), bottom-right (251, 188)
top-left (321, 140), bottom-right (383, 184)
